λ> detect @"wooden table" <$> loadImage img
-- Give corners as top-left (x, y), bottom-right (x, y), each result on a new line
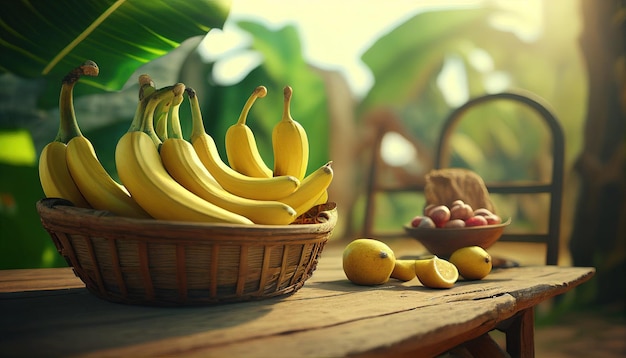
top-left (0, 245), bottom-right (594, 358)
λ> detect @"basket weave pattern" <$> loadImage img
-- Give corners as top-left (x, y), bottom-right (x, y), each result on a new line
top-left (37, 198), bottom-right (337, 306)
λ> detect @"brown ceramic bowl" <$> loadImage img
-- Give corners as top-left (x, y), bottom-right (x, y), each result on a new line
top-left (403, 218), bottom-right (511, 257)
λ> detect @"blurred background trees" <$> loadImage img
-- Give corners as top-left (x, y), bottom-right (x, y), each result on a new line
top-left (0, 0), bottom-right (623, 308)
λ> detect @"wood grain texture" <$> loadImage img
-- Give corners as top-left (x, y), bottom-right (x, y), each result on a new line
top-left (0, 256), bottom-right (594, 357)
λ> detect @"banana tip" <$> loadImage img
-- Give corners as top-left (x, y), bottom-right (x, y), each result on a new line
top-left (138, 74), bottom-right (153, 87)
top-left (255, 86), bottom-right (268, 98)
top-left (173, 83), bottom-right (186, 96)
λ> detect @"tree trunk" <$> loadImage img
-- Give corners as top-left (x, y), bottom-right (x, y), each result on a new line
top-left (571, 0), bottom-right (625, 305)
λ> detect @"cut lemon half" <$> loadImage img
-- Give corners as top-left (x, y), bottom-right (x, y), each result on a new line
top-left (414, 256), bottom-right (459, 289)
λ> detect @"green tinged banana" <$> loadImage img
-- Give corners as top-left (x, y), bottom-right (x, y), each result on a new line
top-left (272, 86), bottom-right (309, 180)
top-left (38, 61), bottom-right (94, 209)
top-left (160, 89), bottom-right (297, 225)
top-left (59, 61), bottom-right (151, 219)
top-left (154, 98), bottom-right (170, 141)
top-left (225, 86), bottom-right (273, 178)
top-left (277, 161), bottom-right (334, 217)
top-left (115, 81), bottom-right (253, 224)
top-left (187, 88), bottom-right (300, 201)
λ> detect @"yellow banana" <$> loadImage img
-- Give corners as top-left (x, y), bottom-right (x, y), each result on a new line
top-left (38, 61), bottom-right (98, 209)
top-left (225, 85), bottom-right (273, 178)
top-left (67, 136), bottom-right (152, 218)
top-left (39, 142), bottom-right (90, 208)
top-left (115, 82), bottom-right (253, 224)
top-left (272, 86), bottom-right (309, 180)
top-left (56, 61), bottom-right (150, 219)
top-left (160, 100), bottom-right (297, 225)
top-left (312, 189), bottom-right (329, 207)
top-left (277, 161), bottom-right (334, 217)
top-left (187, 88), bottom-right (300, 201)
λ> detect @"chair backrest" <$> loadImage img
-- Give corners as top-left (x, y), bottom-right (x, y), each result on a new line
top-left (434, 91), bottom-right (565, 265)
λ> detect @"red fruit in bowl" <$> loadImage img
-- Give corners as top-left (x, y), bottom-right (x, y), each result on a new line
top-left (410, 215), bottom-right (424, 227)
top-left (465, 215), bottom-right (488, 227)
top-left (485, 214), bottom-right (502, 225)
top-left (444, 219), bottom-right (466, 228)
top-left (473, 208), bottom-right (494, 217)
top-left (450, 203), bottom-right (473, 221)
top-left (428, 205), bottom-right (450, 228)
top-left (418, 216), bottom-right (436, 228)
top-left (451, 199), bottom-right (465, 208)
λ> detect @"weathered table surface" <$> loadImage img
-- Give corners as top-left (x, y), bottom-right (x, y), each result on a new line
top-left (0, 244), bottom-right (594, 358)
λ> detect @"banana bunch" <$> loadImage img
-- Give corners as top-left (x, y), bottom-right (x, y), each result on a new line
top-left (39, 62), bottom-right (333, 226)
top-left (39, 61), bottom-right (150, 219)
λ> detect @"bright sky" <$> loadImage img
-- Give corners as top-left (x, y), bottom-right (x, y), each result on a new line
top-left (200, 0), bottom-right (486, 97)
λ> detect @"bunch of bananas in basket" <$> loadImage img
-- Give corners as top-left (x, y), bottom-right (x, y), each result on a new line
top-left (39, 61), bottom-right (332, 225)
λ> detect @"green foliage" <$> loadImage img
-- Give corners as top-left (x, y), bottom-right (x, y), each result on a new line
top-left (0, 163), bottom-right (66, 269)
top-left (0, 0), bottom-right (231, 108)
top-left (359, 8), bottom-right (492, 115)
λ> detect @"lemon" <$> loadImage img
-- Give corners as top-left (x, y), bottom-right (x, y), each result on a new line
top-left (449, 246), bottom-right (492, 280)
top-left (414, 256), bottom-right (458, 289)
top-left (343, 238), bottom-right (396, 285)
top-left (390, 259), bottom-right (417, 281)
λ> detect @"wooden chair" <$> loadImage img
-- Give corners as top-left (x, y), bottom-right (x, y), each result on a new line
top-left (362, 91), bottom-right (565, 266)
top-left (434, 91), bottom-right (564, 265)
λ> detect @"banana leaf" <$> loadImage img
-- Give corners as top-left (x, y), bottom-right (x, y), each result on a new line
top-left (359, 8), bottom-right (492, 115)
top-left (0, 0), bottom-right (231, 107)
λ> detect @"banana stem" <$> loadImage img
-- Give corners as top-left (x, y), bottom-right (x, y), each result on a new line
top-left (188, 88), bottom-right (207, 143)
top-left (139, 83), bottom-right (184, 147)
top-left (138, 74), bottom-right (156, 101)
top-left (154, 98), bottom-right (172, 140)
top-left (282, 86), bottom-right (293, 122)
top-left (236, 86), bottom-right (267, 125)
top-left (167, 91), bottom-right (185, 139)
top-left (128, 74), bottom-right (157, 133)
top-left (54, 60), bottom-right (99, 143)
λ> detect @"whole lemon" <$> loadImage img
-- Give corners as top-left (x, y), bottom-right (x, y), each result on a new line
top-left (449, 246), bottom-right (492, 280)
top-left (343, 238), bottom-right (396, 285)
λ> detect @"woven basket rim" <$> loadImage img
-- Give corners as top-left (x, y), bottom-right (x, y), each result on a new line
top-left (36, 198), bottom-right (338, 241)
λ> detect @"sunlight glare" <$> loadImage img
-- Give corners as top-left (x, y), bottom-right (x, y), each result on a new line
top-left (437, 55), bottom-right (469, 108)
top-left (488, 0), bottom-right (543, 42)
top-left (484, 71), bottom-right (511, 93)
top-left (468, 47), bottom-right (494, 73)
top-left (199, 28), bottom-right (250, 62)
top-left (200, 0), bottom-right (486, 97)
top-left (212, 50), bottom-right (263, 86)
top-left (380, 131), bottom-right (416, 167)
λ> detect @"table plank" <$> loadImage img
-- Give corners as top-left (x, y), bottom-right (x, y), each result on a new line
top-left (0, 267), bottom-right (82, 292)
top-left (0, 262), bottom-right (594, 358)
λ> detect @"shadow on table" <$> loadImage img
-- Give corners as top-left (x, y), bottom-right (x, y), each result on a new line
top-left (0, 288), bottom-right (274, 357)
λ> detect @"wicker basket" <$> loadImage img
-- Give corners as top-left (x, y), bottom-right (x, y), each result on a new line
top-left (36, 198), bottom-right (337, 306)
